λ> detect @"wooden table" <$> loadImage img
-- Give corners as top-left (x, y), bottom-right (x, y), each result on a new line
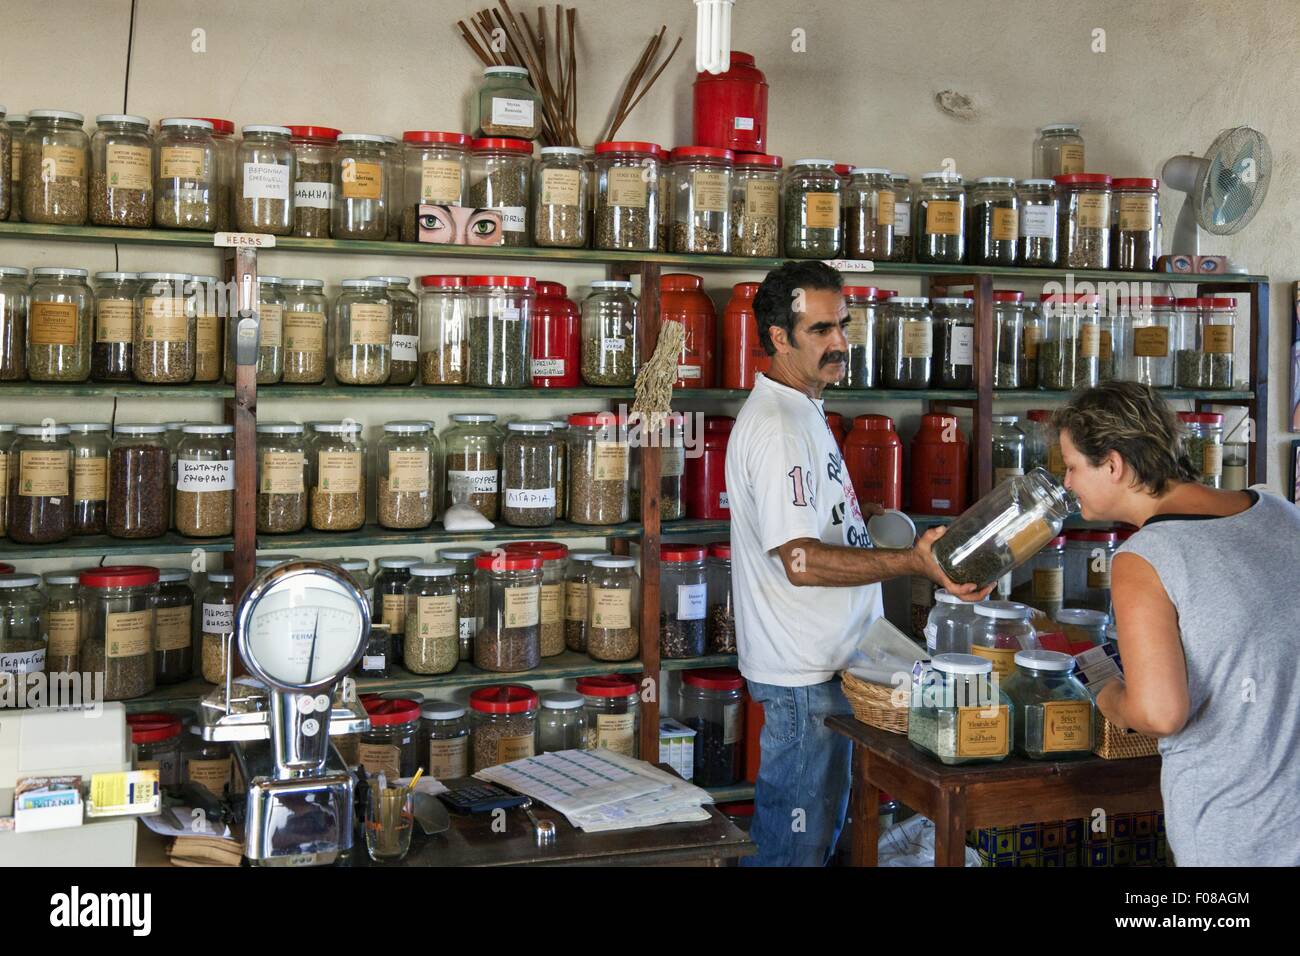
top-left (827, 715), bottom-right (1163, 867)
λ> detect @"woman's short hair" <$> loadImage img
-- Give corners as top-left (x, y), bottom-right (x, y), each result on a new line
top-left (1052, 382), bottom-right (1199, 493)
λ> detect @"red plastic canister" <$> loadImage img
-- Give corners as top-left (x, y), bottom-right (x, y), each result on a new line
top-left (825, 412), bottom-right (848, 455)
top-left (845, 414), bottom-right (903, 510)
top-left (661, 273), bottom-right (717, 389)
top-left (685, 416), bottom-right (734, 519)
top-left (692, 52), bottom-right (768, 154)
top-left (530, 280), bottom-right (580, 387)
top-left (721, 282), bottom-right (769, 389)
top-left (910, 414), bottom-right (968, 516)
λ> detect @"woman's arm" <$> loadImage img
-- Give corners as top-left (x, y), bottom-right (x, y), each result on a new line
top-left (1097, 551), bottom-right (1191, 737)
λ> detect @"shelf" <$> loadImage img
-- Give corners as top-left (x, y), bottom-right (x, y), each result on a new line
top-left (0, 532), bottom-right (231, 562)
top-left (689, 388), bottom-right (978, 402)
top-left (992, 388), bottom-right (1255, 402)
top-left (0, 222), bottom-right (1269, 284)
top-left (705, 782), bottom-right (756, 803)
top-left (255, 520), bottom-right (644, 551)
top-left (659, 654), bottom-right (738, 672)
top-left (0, 382), bottom-right (232, 399)
top-left (258, 385), bottom-right (634, 401)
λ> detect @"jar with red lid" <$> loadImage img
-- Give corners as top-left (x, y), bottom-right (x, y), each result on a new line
top-left (577, 674), bottom-right (640, 757)
top-left (470, 684), bottom-right (538, 771)
top-left (1023, 409), bottom-right (1063, 478)
top-left (467, 274), bottom-right (534, 388)
top-left (721, 281), bottom-right (769, 388)
top-left (661, 273), bottom-right (716, 388)
top-left (288, 126), bottom-right (339, 238)
top-left (1056, 173), bottom-right (1112, 269)
top-left (705, 541), bottom-right (735, 653)
top-left (1199, 297), bottom-right (1236, 389)
top-left (909, 414), bottom-right (968, 516)
top-left (473, 551), bottom-right (542, 672)
top-left (1179, 411), bottom-right (1225, 489)
top-left (192, 117), bottom-right (235, 231)
top-left (1112, 177), bottom-right (1160, 271)
top-left (533, 146), bottom-right (588, 248)
top-left (502, 541), bottom-right (568, 658)
top-left (1118, 295), bottom-right (1174, 387)
top-left (530, 280), bottom-right (580, 387)
top-left (679, 668), bottom-right (744, 786)
top-left (845, 414), bottom-right (902, 510)
top-left (79, 565), bottom-right (160, 700)
top-left (692, 51), bottom-right (768, 153)
top-left (991, 290), bottom-right (1026, 389)
top-left (731, 152), bottom-right (781, 257)
top-left (670, 146), bottom-right (733, 254)
top-left (418, 274), bottom-right (470, 384)
top-left (837, 285), bottom-right (878, 388)
top-left (685, 416), bottom-right (733, 519)
top-left (656, 145), bottom-right (672, 252)
top-left (593, 141), bottom-right (660, 251)
top-left (870, 288), bottom-right (896, 385)
top-left (468, 137), bottom-right (532, 246)
top-left (567, 411), bottom-right (630, 525)
top-left (129, 712), bottom-right (183, 786)
top-left (660, 543), bottom-right (708, 659)
top-left (360, 697), bottom-right (422, 778)
top-left (1064, 528), bottom-right (1118, 615)
top-left (401, 130), bottom-right (469, 241)
top-left (629, 412), bottom-right (685, 521)
top-left (1039, 292), bottom-right (1102, 390)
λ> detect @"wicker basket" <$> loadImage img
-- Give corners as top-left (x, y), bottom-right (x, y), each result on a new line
top-left (1094, 715), bottom-right (1159, 759)
top-left (840, 669), bottom-right (909, 734)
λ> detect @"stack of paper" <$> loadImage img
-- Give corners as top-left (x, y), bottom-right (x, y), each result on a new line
top-left (474, 749), bottom-right (715, 832)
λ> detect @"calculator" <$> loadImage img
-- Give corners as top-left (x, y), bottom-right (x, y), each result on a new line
top-left (436, 779), bottom-right (530, 814)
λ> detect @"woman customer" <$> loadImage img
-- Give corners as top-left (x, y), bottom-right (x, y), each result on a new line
top-left (1052, 382), bottom-right (1300, 866)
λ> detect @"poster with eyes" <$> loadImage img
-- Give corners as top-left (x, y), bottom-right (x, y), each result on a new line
top-left (415, 204), bottom-right (506, 245)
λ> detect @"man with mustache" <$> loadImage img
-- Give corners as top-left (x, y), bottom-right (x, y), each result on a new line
top-left (727, 260), bottom-right (989, 867)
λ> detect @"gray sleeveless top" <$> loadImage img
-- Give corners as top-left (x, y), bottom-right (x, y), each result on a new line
top-left (1119, 490), bottom-right (1300, 866)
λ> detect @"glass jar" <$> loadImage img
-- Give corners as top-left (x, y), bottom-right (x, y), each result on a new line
top-left (679, 668), bottom-right (744, 786)
top-left (377, 420), bottom-right (439, 530)
top-left (567, 411), bottom-right (630, 525)
top-left (731, 152), bottom-right (781, 257)
top-left (0, 574), bottom-right (47, 691)
top-left (359, 698), bottom-right (422, 778)
top-left (187, 274), bottom-right (224, 383)
top-left (1017, 179), bottom-right (1059, 267)
top-left (28, 266), bottom-right (92, 383)
top-left (586, 555), bottom-right (639, 661)
top-left (1223, 441), bottom-right (1249, 491)
top-left (883, 296), bottom-right (934, 389)
top-left (1021, 297), bottom-right (1045, 388)
top-left (468, 138), bottom-right (532, 246)
top-left (533, 146), bottom-right (588, 248)
top-left (991, 415), bottom-right (1026, 485)
top-left (1179, 412), bottom-right (1225, 490)
top-left (970, 601), bottom-right (1038, 678)
top-left (22, 110), bottom-right (89, 224)
top-left (1098, 300), bottom-right (1119, 383)
top-left (404, 564), bottom-right (459, 676)
top-left (501, 423), bottom-right (557, 527)
top-left (836, 286), bottom-right (877, 388)
top-left (1200, 297), bottom-right (1236, 389)
top-left (134, 272), bottom-right (195, 384)
top-left (593, 141), bottom-right (660, 251)
top-left (0, 105), bottom-right (8, 220)
top-left (889, 174), bottom-right (913, 261)
top-left (968, 177), bottom-right (1019, 265)
top-left (418, 274), bottom-right (470, 385)
top-left (502, 542), bottom-right (567, 658)
top-left (923, 590), bottom-right (978, 656)
top-left (199, 570), bottom-right (235, 684)
top-left (0, 423), bottom-right (13, 539)
top-left (1024, 410), bottom-right (1064, 479)
top-left (332, 134), bottom-right (389, 240)
top-left (106, 423), bottom-right (169, 539)
top-left (42, 571), bottom-right (81, 673)
top-left (563, 549), bottom-right (607, 653)
top-left (934, 296), bottom-right (975, 389)
top-left (437, 547), bottom-right (483, 662)
top-left (79, 565), bottom-right (159, 700)
top-left (373, 555), bottom-right (419, 667)
top-left (9, 425), bottom-right (75, 544)
top-left (379, 135), bottom-right (404, 242)
top-left (67, 421), bottom-right (110, 535)
top-left (288, 125), bottom-right (338, 238)
top-left (235, 125), bottom-right (294, 234)
top-left (183, 734), bottom-right (232, 797)
top-left (578, 675), bottom-right (641, 757)
top-left (90, 114), bottom-right (153, 227)
top-left (470, 685), bottom-right (538, 772)
top-left (1025, 535), bottom-right (1065, 618)
top-left (1054, 608), bottom-right (1109, 647)
top-left (1112, 177), bottom-right (1160, 272)
top-left (443, 413), bottom-right (502, 520)
top-left (308, 421), bottom-right (366, 531)
top-left (844, 167), bottom-right (894, 260)
top-left (531, 281), bottom-right (581, 389)
top-left (1033, 124), bottom-right (1085, 179)
top-left (401, 131), bottom-right (469, 240)
top-left (932, 468), bottom-right (1072, 587)
top-left (89, 271), bottom-right (137, 382)
top-left (1004, 650), bottom-right (1094, 760)
top-left (255, 421), bottom-right (307, 534)
top-left (670, 146), bottom-right (733, 254)
top-left (536, 691), bottom-right (587, 753)
top-left (128, 713), bottom-right (183, 786)
top-left (175, 424), bottom-right (235, 538)
top-left (1039, 292), bottom-right (1101, 390)
top-left (334, 278), bottom-right (391, 385)
top-left (1120, 295), bottom-right (1174, 387)
top-left (279, 278), bottom-right (327, 384)
top-left (0, 266), bottom-right (27, 381)
top-left (546, 420), bottom-right (569, 518)
top-left (655, 145), bottom-right (672, 252)
top-left (223, 274), bottom-right (284, 385)
top-left (154, 568), bottom-right (194, 685)
top-left (915, 171), bottom-right (966, 264)
top-left (704, 542), bottom-right (736, 654)
top-left (580, 280), bottom-right (638, 387)
top-left (196, 117), bottom-right (236, 231)
top-left (467, 274), bottom-right (534, 388)
top-left (907, 654), bottom-right (1012, 765)
top-left (422, 701), bottom-right (469, 779)
top-left (1056, 173), bottom-right (1112, 269)
top-left (1064, 529), bottom-right (1117, 613)
top-left (660, 544), bottom-right (707, 659)
top-left (473, 552), bottom-right (542, 673)
top-left (629, 413), bottom-right (686, 521)
top-left (1172, 296), bottom-right (1203, 388)
top-left (783, 159), bottom-right (841, 258)
top-left (990, 291), bottom-right (1025, 389)
top-left (356, 275), bottom-right (414, 386)
top-left (4, 113), bottom-right (25, 222)
top-left (473, 66), bottom-right (542, 139)
top-left (153, 118), bottom-right (217, 230)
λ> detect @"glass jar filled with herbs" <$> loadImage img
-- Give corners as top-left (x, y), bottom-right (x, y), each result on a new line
top-left (468, 137), bottom-right (532, 246)
top-left (593, 141), bottom-right (660, 251)
top-left (256, 421), bottom-right (307, 534)
top-left (991, 290), bottom-right (1026, 389)
top-left (1021, 297), bottom-right (1045, 388)
top-left (364, 275), bottom-right (418, 385)
top-left (670, 146), bottom-right (733, 254)
top-left (174, 424), bottom-right (235, 538)
top-left (532, 146), bottom-right (588, 248)
top-left (567, 411), bottom-right (629, 525)
top-left (1119, 295), bottom-right (1174, 387)
top-left (288, 125), bottom-right (338, 238)
top-left (107, 424), bottom-right (170, 539)
top-left (134, 272), bottom-right (196, 384)
top-left (889, 174), bottom-right (914, 262)
top-left (332, 133), bottom-right (389, 240)
top-left (629, 412), bottom-right (686, 521)
top-left (153, 568), bottom-right (194, 685)
top-left (235, 125), bottom-right (294, 235)
top-left (968, 177), bottom-right (1019, 266)
top-left (418, 274), bottom-right (470, 385)
top-left (473, 66), bottom-right (542, 139)
top-left (443, 413), bottom-right (502, 520)
top-left (9, 425), bottom-right (75, 544)
top-left (28, 267), bottom-right (92, 383)
top-left (1039, 292), bottom-right (1101, 390)
top-left (473, 551), bottom-right (542, 673)
top-left (883, 296), bottom-right (935, 389)
top-left (401, 130), bottom-right (469, 240)
top-left (1017, 179), bottom-right (1059, 267)
top-left (1056, 173), bottom-right (1112, 269)
top-left (154, 118), bottom-right (218, 230)
top-left (915, 171), bottom-right (966, 264)
top-left (563, 550), bottom-right (606, 653)
top-left (372, 555), bottom-right (418, 666)
top-left (0, 575), bottom-right (46, 692)
top-left (466, 274), bottom-right (534, 388)
top-left (376, 420), bottom-right (440, 530)
top-left (90, 114), bottom-right (153, 227)
top-left (67, 421), bottom-right (110, 536)
top-left (42, 571), bottom-right (81, 675)
top-left (22, 110), bottom-right (90, 225)
top-left (1112, 177), bottom-right (1160, 272)
top-left (731, 152), bottom-right (781, 257)
top-left (992, 415), bottom-right (1027, 485)
top-left (783, 159), bottom-right (841, 258)
top-left (189, 274), bottom-right (225, 383)
top-left (199, 117), bottom-right (236, 231)
top-left (78, 565), bottom-right (159, 701)
top-left (281, 277), bottom-right (328, 384)
top-left (845, 167), bottom-right (895, 260)
top-left (91, 271), bottom-right (138, 381)
top-left (199, 570), bottom-right (235, 684)
top-left (503, 542), bottom-right (568, 658)
top-left (1179, 412), bottom-right (1225, 489)
top-left (0, 266), bottom-right (28, 381)
top-left (587, 556), bottom-right (639, 662)
top-left (580, 280), bottom-right (638, 386)
top-left (334, 278), bottom-right (391, 385)
top-left (1199, 297), bottom-right (1236, 389)
top-left (0, 423), bottom-right (15, 537)
top-left (308, 421), bottom-right (367, 532)
top-left (1033, 124), bottom-right (1085, 179)
top-left (404, 563), bottom-right (460, 676)
top-left (933, 296), bottom-right (975, 389)
top-left (437, 547), bottom-right (483, 662)
top-left (501, 422), bottom-right (558, 527)
top-left (660, 543), bottom-right (708, 659)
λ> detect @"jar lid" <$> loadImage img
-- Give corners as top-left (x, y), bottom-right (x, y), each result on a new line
top-left (257, 275), bottom-right (283, 285)
top-left (113, 423), bottom-right (164, 435)
top-left (1200, 297), bottom-right (1237, 309)
top-left (363, 697), bottom-right (422, 725)
top-left (975, 176), bottom-right (1017, 186)
top-left (436, 547), bottom-right (483, 562)
top-left (404, 130), bottom-right (469, 146)
top-left (157, 568), bottom-right (190, 584)
top-left (332, 557), bottom-right (368, 572)
top-left (671, 145), bottom-right (734, 163)
top-left (890, 173), bottom-right (910, 182)
top-left (242, 124), bottom-right (291, 136)
top-left (568, 550), bottom-right (608, 564)
top-left (1113, 177), bottom-right (1160, 189)
top-left (849, 167), bottom-right (891, 177)
top-left (841, 285), bottom-right (878, 298)
top-left (255, 554), bottom-right (298, 568)
top-left (933, 589), bottom-right (965, 605)
top-left (0, 266), bottom-right (28, 278)
top-left (732, 282), bottom-right (761, 297)
top-left (791, 158), bottom-right (835, 168)
top-left (365, 275), bottom-right (409, 287)
top-left (1121, 296), bottom-right (1175, 308)
top-left (931, 296), bottom-right (969, 306)
top-left (1014, 649), bottom-right (1076, 672)
top-left (32, 267), bottom-right (88, 277)
top-left (256, 421), bottom-right (305, 435)
top-left (577, 674), bottom-right (639, 697)
top-left (128, 713), bottom-right (183, 744)
top-left (1174, 297), bottom-right (1202, 308)
top-left (95, 114), bottom-right (149, 126)
top-left (340, 278), bottom-right (388, 289)
top-left (594, 141), bottom-right (661, 155)
top-left (30, 109), bottom-right (85, 122)
top-left (735, 152), bottom-right (783, 168)
top-left (503, 541), bottom-right (569, 561)
top-left (1018, 178), bottom-right (1056, 187)
top-left (886, 296), bottom-right (929, 306)
top-left (161, 117), bottom-right (213, 130)
top-left (852, 413), bottom-right (894, 431)
top-left (419, 275), bottom-right (467, 288)
top-left (287, 125), bottom-right (341, 140)
top-left (79, 565), bottom-right (161, 588)
top-left (1055, 608), bottom-right (1109, 628)
top-left (931, 653), bottom-right (993, 676)
top-left (190, 274), bottom-right (220, 285)
top-left (592, 556), bottom-right (636, 569)
top-left (182, 424), bottom-right (234, 435)
top-left (465, 275), bottom-right (536, 289)
top-left (661, 543), bottom-right (707, 563)
top-left (43, 571), bottom-right (82, 585)
top-left (707, 541), bottom-right (731, 560)
top-left (484, 65), bottom-right (530, 76)
top-left (207, 570), bottom-right (235, 583)
top-left (337, 133), bottom-right (387, 144)
top-left (67, 422), bottom-right (111, 432)
top-left (138, 272), bottom-right (192, 283)
top-left (590, 280), bottom-right (634, 291)
top-left (567, 411), bottom-right (625, 428)
top-left (871, 289), bottom-right (896, 299)
top-left (992, 290), bottom-right (1024, 303)
top-left (536, 281), bottom-right (568, 298)
top-left (450, 413), bottom-right (497, 423)
top-left (992, 414), bottom-right (1018, 424)
top-left (17, 425), bottom-right (72, 439)
top-left (312, 421), bottom-right (362, 434)
top-left (539, 691), bottom-right (586, 710)
top-left (469, 137), bottom-right (533, 154)
top-left (5, 114), bottom-right (25, 122)
top-left (193, 117), bottom-right (234, 134)
top-left (471, 685), bottom-right (539, 714)
top-left (1026, 409), bottom-right (1053, 422)
top-left (376, 555), bottom-right (421, 569)
top-left (920, 171), bottom-right (962, 181)
top-left (0, 574), bottom-right (41, 589)
top-left (1054, 173), bottom-right (1112, 186)
top-left (833, 164), bottom-right (855, 176)
top-left (1065, 528), bottom-right (1119, 542)
top-left (682, 667), bottom-right (743, 691)
top-left (973, 600), bottom-right (1033, 620)
top-left (474, 553), bottom-right (543, 572)
top-left (409, 563), bottom-right (455, 578)
top-left (539, 145), bottom-right (585, 157)
top-left (94, 271), bottom-right (140, 281)
top-left (1178, 412), bottom-right (1225, 426)
top-left (383, 420), bottom-right (432, 433)
top-left (506, 421), bottom-right (554, 433)
top-left (1038, 123), bottom-right (1081, 133)
top-left (422, 701), bottom-right (467, 720)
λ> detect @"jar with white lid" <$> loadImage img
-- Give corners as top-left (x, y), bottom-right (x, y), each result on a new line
top-left (280, 278), bottom-right (327, 383)
top-left (360, 275), bottom-right (416, 386)
top-left (418, 275), bottom-right (470, 384)
top-left (501, 422), bottom-right (558, 527)
top-left (22, 109), bottom-right (90, 225)
top-left (1003, 649), bottom-right (1094, 760)
top-left (1064, 529), bottom-right (1117, 613)
top-left (969, 601), bottom-right (1038, 678)
top-left (909, 653), bottom-right (1012, 765)
top-left (404, 563), bottom-right (459, 676)
top-left (437, 547), bottom-right (483, 661)
top-left (580, 280), bottom-right (638, 386)
top-left (0, 266), bottom-right (28, 381)
top-left (536, 691), bottom-right (588, 754)
top-left (883, 296), bottom-right (933, 389)
top-left (924, 590), bottom-right (978, 656)
top-left (1054, 608), bottom-right (1109, 647)
top-left (660, 543), bottom-right (708, 659)
top-left (333, 557), bottom-right (372, 614)
top-left (308, 421), bottom-right (367, 532)
top-left (1022, 534), bottom-right (1065, 618)
top-left (373, 555), bottom-right (419, 666)
top-left (255, 421), bottom-right (307, 534)
top-left (934, 296), bottom-right (975, 389)
top-left (473, 551), bottom-right (542, 673)
top-left (199, 570), bottom-right (235, 684)
top-left (533, 146), bottom-right (588, 248)
top-left (8, 425), bottom-right (75, 543)
top-left (401, 131), bottom-right (469, 241)
top-left (442, 413), bottom-right (502, 519)
top-left (889, 174), bottom-right (913, 261)
top-left (915, 171), bottom-right (965, 264)
top-left (134, 272), bottom-right (195, 384)
top-left (154, 118), bottom-right (218, 230)
top-left (79, 565), bottom-right (159, 700)
top-left (67, 421), bottom-right (110, 536)
top-left (578, 675), bottom-right (641, 757)
top-left (563, 549), bottom-right (607, 653)
top-left (91, 114), bottom-right (153, 227)
top-left (236, 125), bottom-right (294, 235)
top-left (670, 146), bottom-right (733, 254)
top-left (153, 568), bottom-right (194, 684)
top-left (28, 266), bottom-right (92, 382)
top-left (991, 415), bottom-right (1026, 486)
top-left (586, 555), bottom-right (639, 662)
top-left (845, 167), bottom-right (894, 260)
top-left (474, 66), bottom-right (542, 140)
top-left (107, 423), bottom-right (170, 539)
top-left (1017, 179), bottom-right (1059, 266)
top-left (288, 125), bottom-right (338, 238)
top-left (332, 133), bottom-right (389, 240)
top-left (175, 424), bottom-right (235, 537)
top-left (731, 152), bottom-right (781, 257)
top-left (42, 571), bottom-right (81, 673)
top-left (783, 159), bottom-right (841, 258)
top-left (1033, 124), bottom-right (1085, 179)
top-left (968, 177), bottom-right (1018, 265)
top-left (991, 290), bottom-right (1026, 389)
top-left (334, 278), bottom-right (391, 385)
top-left (4, 113), bottom-right (26, 222)
top-left (377, 420), bottom-right (440, 529)
top-left (90, 271), bottom-right (138, 382)
top-left (468, 138), bottom-right (532, 246)
top-left (593, 141), bottom-right (660, 251)
top-left (467, 274), bottom-right (534, 388)
top-left (422, 701), bottom-right (469, 778)
top-left (0, 573), bottom-right (47, 690)
top-left (1039, 292), bottom-right (1101, 390)
top-left (1119, 296), bottom-right (1174, 387)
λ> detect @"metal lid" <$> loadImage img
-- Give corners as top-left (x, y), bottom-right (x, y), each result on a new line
top-left (0, 574), bottom-right (41, 588)
top-left (450, 413), bottom-right (497, 424)
top-left (255, 555), bottom-right (299, 568)
top-left (242, 124), bottom-right (292, 136)
top-left (160, 117), bottom-right (213, 130)
top-left (16, 425), bottom-right (70, 436)
top-left (0, 266), bottom-right (28, 278)
top-left (506, 421), bottom-right (554, 433)
top-left (382, 420), bottom-right (433, 433)
top-left (484, 65), bottom-right (530, 76)
top-left (1055, 608), bottom-right (1110, 627)
top-left (158, 569), bottom-right (191, 584)
top-left (181, 424), bottom-right (234, 435)
top-left (280, 278), bottom-right (325, 289)
top-left (32, 267), bottom-right (88, 277)
top-left (43, 572), bottom-right (82, 585)
top-left (437, 547), bottom-right (483, 562)
top-left (30, 109), bottom-right (85, 122)
top-left (337, 133), bottom-right (388, 144)
top-left (568, 550), bottom-right (608, 564)
top-left (1038, 123), bottom-right (1081, 134)
top-left (95, 114), bottom-right (149, 126)
top-left (66, 422), bottom-right (111, 432)
top-left (94, 271), bottom-right (140, 281)
top-left (592, 556), bottom-right (636, 569)
top-left (114, 423), bottom-right (165, 435)
top-left (255, 421), bottom-right (305, 435)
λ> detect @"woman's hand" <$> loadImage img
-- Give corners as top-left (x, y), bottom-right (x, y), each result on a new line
top-left (914, 525), bottom-right (995, 602)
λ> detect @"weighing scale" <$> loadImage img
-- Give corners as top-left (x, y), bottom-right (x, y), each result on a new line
top-left (194, 560), bottom-right (371, 866)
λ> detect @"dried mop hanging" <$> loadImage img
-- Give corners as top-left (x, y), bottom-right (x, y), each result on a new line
top-left (632, 318), bottom-right (686, 429)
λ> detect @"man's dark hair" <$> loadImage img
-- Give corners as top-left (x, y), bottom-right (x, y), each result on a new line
top-left (1052, 381), bottom-right (1199, 494)
top-left (752, 260), bottom-right (843, 356)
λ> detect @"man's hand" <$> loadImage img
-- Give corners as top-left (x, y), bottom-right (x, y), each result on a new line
top-left (914, 525), bottom-right (995, 601)
top-left (860, 501), bottom-right (886, 519)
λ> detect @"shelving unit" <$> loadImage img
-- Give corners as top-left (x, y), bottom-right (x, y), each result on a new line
top-left (0, 221), bottom-right (1269, 768)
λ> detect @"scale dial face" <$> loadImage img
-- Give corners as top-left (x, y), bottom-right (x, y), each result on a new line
top-left (237, 563), bottom-right (368, 690)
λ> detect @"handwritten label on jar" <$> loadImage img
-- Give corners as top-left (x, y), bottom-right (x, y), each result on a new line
top-left (358, 743), bottom-right (400, 779)
top-left (74, 456), bottom-right (107, 502)
top-left (141, 298), bottom-right (189, 342)
top-left (691, 170), bottom-right (729, 213)
top-left (846, 307), bottom-right (871, 347)
top-left (991, 207), bottom-right (1018, 242)
top-left (391, 333), bottom-right (419, 361)
top-left (1203, 324), bottom-right (1233, 354)
top-left (1033, 568), bottom-right (1064, 601)
top-left (1059, 144), bottom-right (1085, 174)
top-left (341, 160), bottom-right (383, 200)
top-left (459, 616), bottom-right (474, 643)
top-left (294, 180), bottom-right (333, 209)
top-left (420, 160), bottom-right (463, 203)
top-left (876, 190), bottom-right (897, 227)
top-left (505, 487), bottom-right (556, 509)
top-left (177, 458), bottom-right (235, 492)
top-left (893, 200), bottom-right (911, 237)
top-left (540, 168), bottom-right (582, 207)
top-left (594, 442), bottom-right (629, 480)
top-left (317, 451), bottom-right (362, 494)
top-left (805, 192), bottom-right (840, 230)
top-left (284, 313), bottom-right (324, 354)
top-left (956, 705), bottom-right (1009, 757)
top-left (202, 602), bottom-right (234, 635)
top-left (1202, 443), bottom-right (1224, 479)
top-left (565, 582), bottom-right (587, 621)
top-left (496, 734), bottom-right (534, 764)
top-left (1078, 322), bottom-right (1102, 359)
top-left (532, 357), bottom-right (565, 378)
top-left (387, 451), bottom-right (430, 493)
top-left (1133, 326), bottom-right (1170, 357)
top-left (260, 451), bottom-right (304, 494)
top-left (591, 587), bottom-right (631, 629)
top-left (30, 301), bottom-right (79, 346)
top-left (243, 162), bottom-right (291, 202)
top-left (994, 467), bottom-right (1025, 485)
top-left (1077, 193), bottom-right (1110, 229)
top-left (950, 325), bottom-right (975, 366)
top-left (661, 446), bottom-right (685, 478)
top-left (258, 303), bottom-right (283, 347)
top-left (596, 713), bottom-right (636, 756)
top-left (19, 450), bottom-right (70, 497)
top-left (0, 648), bottom-right (45, 674)
top-left (449, 469), bottom-right (498, 499)
top-left (1118, 195), bottom-right (1155, 232)
top-left (156, 605), bottom-right (193, 651)
top-left (607, 167), bottom-right (648, 207)
top-left (96, 300), bottom-right (133, 343)
top-left (106, 609), bottom-right (153, 658)
top-left (47, 610), bottom-right (80, 657)
top-left (491, 97), bottom-right (535, 129)
top-left (504, 586), bottom-right (540, 629)
top-left (1042, 699), bottom-right (1092, 752)
top-left (677, 582), bottom-right (707, 621)
top-left (745, 179), bottom-right (779, 218)
top-left (160, 147), bottom-right (206, 180)
top-left (348, 303), bottom-right (390, 346)
top-left (428, 737), bottom-right (468, 779)
top-left (925, 200), bottom-right (961, 236)
top-left (42, 145), bottom-right (85, 180)
top-left (540, 584), bottom-right (562, 625)
top-left (970, 645), bottom-right (1018, 678)
top-left (677, 364), bottom-right (701, 380)
top-left (416, 595), bottom-right (457, 638)
top-left (105, 144), bottom-right (151, 191)
top-left (901, 321), bottom-right (934, 359)
top-left (1025, 324), bottom-right (1043, 359)
top-left (1020, 204), bottom-right (1056, 239)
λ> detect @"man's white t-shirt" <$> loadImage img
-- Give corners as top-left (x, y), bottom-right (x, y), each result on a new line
top-left (724, 373), bottom-right (883, 686)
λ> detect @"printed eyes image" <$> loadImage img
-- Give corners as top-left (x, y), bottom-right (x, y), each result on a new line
top-left (417, 205), bottom-right (503, 246)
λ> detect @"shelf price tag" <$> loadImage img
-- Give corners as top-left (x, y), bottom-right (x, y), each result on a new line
top-left (214, 232), bottom-right (277, 249)
top-left (821, 259), bottom-right (876, 273)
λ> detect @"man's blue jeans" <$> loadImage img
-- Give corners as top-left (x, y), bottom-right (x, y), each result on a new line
top-left (740, 676), bottom-right (854, 867)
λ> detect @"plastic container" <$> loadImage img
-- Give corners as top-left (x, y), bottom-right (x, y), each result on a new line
top-left (577, 675), bottom-right (640, 757)
top-left (0, 574), bottom-right (46, 686)
top-left (90, 114), bottom-right (153, 227)
top-left (442, 413), bottom-right (503, 520)
top-left (473, 66), bottom-right (542, 140)
top-left (1056, 173), bottom-right (1112, 269)
top-left (909, 414), bottom-right (967, 516)
top-left (536, 691), bottom-right (588, 754)
top-left (731, 152), bottom-right (781, 257)
top-left (1118, 295), bottom-right (1174, 387)
top-left (468, 138), bottom-right (532, 246)
top-left (1199, 297), bottom-right (1236, 389)
top-left (1039, 292), bottom-right (1102, 390)
top-left (1017, 178), bottom-right (1059, 266)
top-left (360, 698), bottom-right (422, 778)
top-left (79, 565), bottom-right (160, 700)
top-left (660, 543), bottom-right (708, 659)
top-left (332, 134), bottom-right (389, 240)
top-left (593, 141), bottom-right (660, 251)
top-left (288, 125), bottom-right (339, 238)
top-left (587, 556), bottom-right (639, 662)
top-left (21, 110), bottom-right (90, 225)
top-left (845, 414), bottom-right (902, 511)
top-left (502, 542), bottom-right (567, 657)
top-left (661, 273), bottom-right (715, 388)
top-left (692, 51), bottom-right (768, 153)
top-left (401, 130), bottom-right (468, 240)
top-left (470, 685), bottom-right (538, 772)
top-left (1003, 649), bottom-right (1094, 759)
top-left (915, 172), bottom-right (966, 264)
top-left (1033, 124), bottom-right (1085, 179)
top-left (720, 282), bottom-right (768, 389)
top-left (1063, 528), bottom-right (1117, 614)
top-left (783, 159), bottom-right (841, 258)
top-left (467, 274), bottom-right (534, 388)
top-left (679, 668), bottom-right (744, 786)
top-left (924, 590), bottom-right (979, 656)
top-left (0, 266), bottom-right (28, 381)
top-left (580, 280), bottom-right (638, 387)
top-left (308, 421), bottom-right (366, 532)
top-left (629, 413), bottom-right (686, 522)
top-left (908, 653), bottom-right (1012, 765)
top-left (530, 280), bottom-right (580, 388)
top-left (1113, 177), bottom-right (1160, 272)
top-left (8, 425), bottom-right (75, 543)
top-left (968, 177), bottom-right (1019, 266)
top-left (376, 420), bottom-right (439, 530)
top-left (403, 564), bottom-right (459, 676)
top-left (174, 424), bottom-right (235, 538)
top-left (129, 713), bottom-right (183, 786)
top-left (883, 297), bottom-right (934, 389)
top-left (969, 601), bottom-right (1038, 678)
top-left (685, 415), bottom-right (733, 519)
top-left (991, 290), bottom-right (1026, 388)
top-left (567, 411), bottom-right (630, 525)
top-left (473, 551), bottom-right (542, 673)
top-left (934, 296), bottom-right (975, 388)
top-left (27, 266), bottom-right (92, 383)
top-left (421, 701), bottom-right (469, 779)
top-left (418, 274), bottom-right (471, 385)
